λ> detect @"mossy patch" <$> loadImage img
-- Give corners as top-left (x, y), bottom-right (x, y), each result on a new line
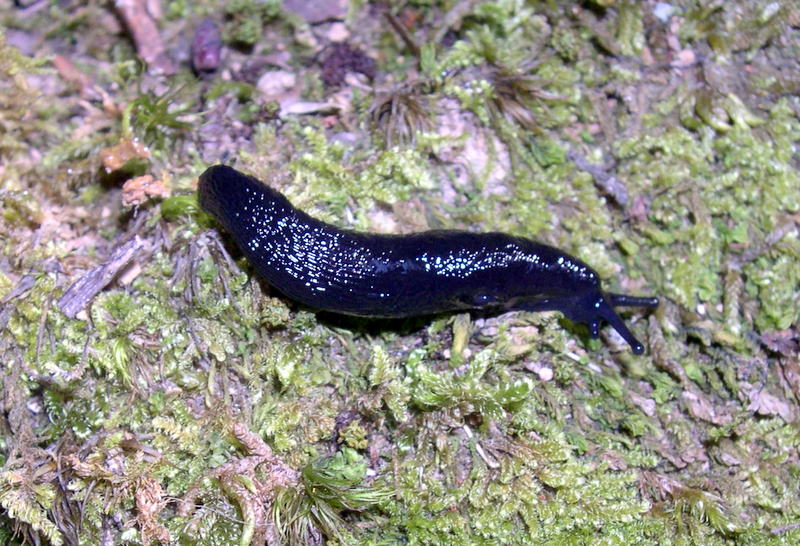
top-left (1, 1), bottom-right (799, 544)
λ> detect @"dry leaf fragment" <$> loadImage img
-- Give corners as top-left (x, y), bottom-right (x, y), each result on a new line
top-left (682, 389), bottom-right (728, 425)
top-left (719, 452), bottom-right (741, 466)
top-left (191, 18), bottom-right (222, 72)
top-left (780, 357), bottom-right (800, 399)
top-left (122, 174), bottom-right (169, 207)
top-left (53, 54), bottom-right (92, 93)
top-left (747, 389), bottom-right (796, 422)
top-left (629, 392), bottom-right (656, 417)
top-left (101, 137), bottom-right (150, 172)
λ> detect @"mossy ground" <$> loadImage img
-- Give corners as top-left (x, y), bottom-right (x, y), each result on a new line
top-left (1, 1), bottom-right (799, 544)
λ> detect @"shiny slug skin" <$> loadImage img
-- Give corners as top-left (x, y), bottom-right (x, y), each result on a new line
top-left (199, 165), bottom-right (658, 353)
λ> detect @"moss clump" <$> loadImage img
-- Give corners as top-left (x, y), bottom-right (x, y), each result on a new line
top-left (2, 0), bottom-right (800, 543)
top-left (224, 0), bottom-right (282, 47)
top-left (0, 30), bottom-right (49, 155)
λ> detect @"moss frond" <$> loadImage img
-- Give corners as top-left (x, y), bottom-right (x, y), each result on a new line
top-left (273, 448), bottom-right (392, 544)
top-left (407, 348), bottom-right (532, 418)
top-left (668, 484), bottom-right (745, 537)
top-left (121, 84), bottom-right (196, 151)
top-left (0, 470), bottom-right (63, 545)
top-left (371, 81), bottom-right (434, 147)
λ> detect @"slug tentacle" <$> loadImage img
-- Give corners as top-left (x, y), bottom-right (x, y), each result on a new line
top-left (596, 296), bottom-right (651, 354)
top-left (198, 164), bottom-right (658, 354)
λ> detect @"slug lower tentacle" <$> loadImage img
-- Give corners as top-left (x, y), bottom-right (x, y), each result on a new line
top-left (198, 164), bottom-right (659, 354)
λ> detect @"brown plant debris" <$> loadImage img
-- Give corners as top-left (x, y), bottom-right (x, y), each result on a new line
top-left (57, 235), bottom-right (148, 318)
top-left (567, 149), bottom-right (629, 207)
top-left (371, 82), bottom-right (432, 146)
top-left (321, 42), bottom-right (376, 88)
top-left (114, 0), bottom-right (175, 74)
top-left (131, 476), bottom-right (170, 544)
top-left (178, 423), bottom-right (300, 545)
top-left (121, 174), bottom-right (169, 208)
top-left (101, 137), bottom-right (151, 173)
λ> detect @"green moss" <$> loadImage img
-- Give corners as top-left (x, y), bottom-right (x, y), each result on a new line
top-left (161, 194), bottom-right (201, 221)
top-left (271, 124), bottom-right (438, 230)
top-left (0, 29), bottom-right (50, 156)
top-left (274, 447), bottom-right (392, 543)
top-left (121, 84), bottom-right (196, 151)
top-left (407, 347), bottom-right (533, 418)
top-left (209, 80), bottom-right (256, 103)
top-left (747, 254), bottom-right (800, 330)
top-left (368, 344), bottom-right (412, 423)
top-left (0, 476), bottom-right (62, 544)
top-left (615, 1), bottom-right (645, 56)
top-left (3, 1), bottom-right (800, 544)
top-left (1, 182), bottom-right (43, 228)
top-left (224, 0), bottom-right (282, 46)
top-left (340, 421), bottom-right (368, 450)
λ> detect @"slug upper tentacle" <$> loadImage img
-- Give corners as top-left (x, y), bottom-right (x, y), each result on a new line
top-left (198, 164), bottom-right (658, 354)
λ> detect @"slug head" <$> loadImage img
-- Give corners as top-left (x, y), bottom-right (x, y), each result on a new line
top-left (562, 292), bottom-right (659, 354)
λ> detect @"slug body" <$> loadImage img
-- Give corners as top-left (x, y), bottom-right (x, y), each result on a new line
top-left (199, 165), bottom-right (658, 353)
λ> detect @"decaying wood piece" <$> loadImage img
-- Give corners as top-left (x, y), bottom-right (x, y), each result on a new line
top-left (114, 0), bottom-right (175, 73)
top-left (58, 236), bottom-right (146, 318)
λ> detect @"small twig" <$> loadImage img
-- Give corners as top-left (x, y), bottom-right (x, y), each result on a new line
top-left (58, 236), bottom-right (146, 318)
top-left (432, 0), bottom-right (482, 44)
top-left (182, 313), bottom-right (210, 372)
top-left (207, 233), bottom-right (244, 316)
top-left (462, 425), bottom-right (500, 469)
top-left (772, 521), bottom-right (800, 536)
top-left (187, 239), bottom-right (204, 303)
top-left (1, 274), bottom-right (36, 305)
top-left (113, 0), bottom-right (175, 74)
top-left (75, 330), bottom-right (95, 382)
top-left (384, 11), bottom-right (420, 57)
top-left (568, 149), bottom-right (630, 206)
top-left (35, 291), bottom-right (54, 364)
top-left (208, 232), bottom-right (236, 271)
top-left (0, 274), bottom-right (35, 330)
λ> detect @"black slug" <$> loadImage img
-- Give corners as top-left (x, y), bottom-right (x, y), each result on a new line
top-left (198, 165), bottom-right (658, 354)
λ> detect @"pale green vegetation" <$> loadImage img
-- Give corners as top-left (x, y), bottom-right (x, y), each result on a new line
top-left (1, 1), bottom-right (799, 544)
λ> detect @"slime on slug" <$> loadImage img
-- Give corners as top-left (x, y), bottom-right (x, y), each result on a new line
top-left (198, 165), bottom-right (658, 354)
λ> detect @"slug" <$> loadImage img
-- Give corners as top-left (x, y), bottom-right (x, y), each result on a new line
top-left (198, 165), bottom-right (658, 354)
